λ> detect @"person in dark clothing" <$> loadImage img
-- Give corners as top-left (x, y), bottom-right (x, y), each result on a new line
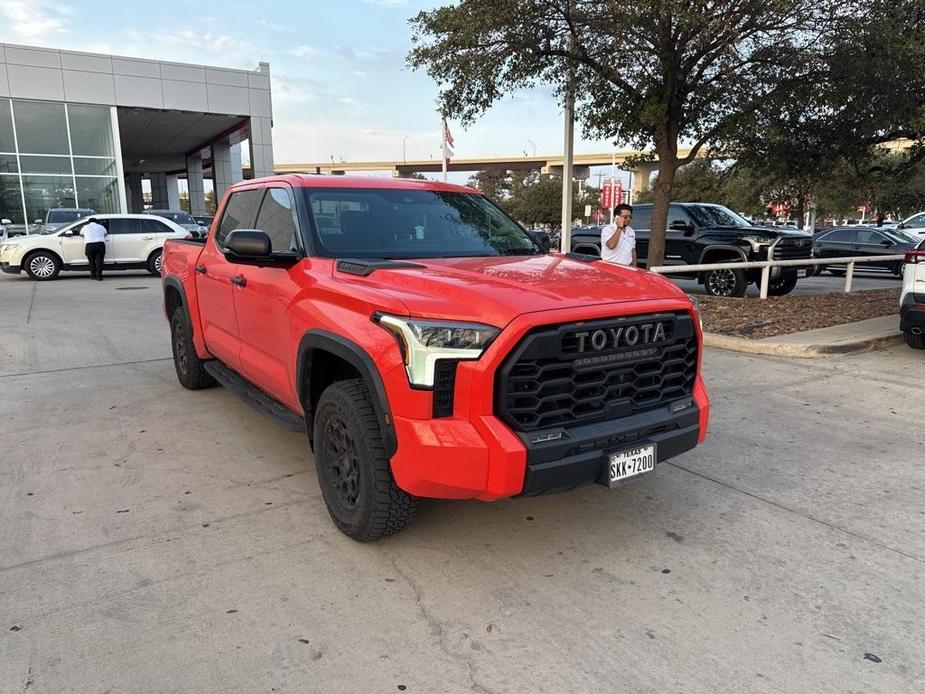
top-left (80, 217), bottom-right (108, 280)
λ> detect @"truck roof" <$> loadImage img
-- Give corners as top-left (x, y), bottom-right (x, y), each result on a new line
top-left (230, 174), bottom-right (478, 195)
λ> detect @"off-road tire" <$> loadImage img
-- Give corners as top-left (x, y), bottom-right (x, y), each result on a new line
top-left (704, 267), bottom-right (747, 297)
top-left (903, 329), bottom-right (925, 349)
top-left (313, 378), bottom-right (417, 541)
top-left (23, 250), bottom-right (62, 281)
top-left (767, 271), bottom-right (799, 296)
top-left (170, 309), bottom-right (215, 389)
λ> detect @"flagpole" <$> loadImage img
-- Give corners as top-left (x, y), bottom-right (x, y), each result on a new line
top-left (441, 117), bottom-right (448, 183)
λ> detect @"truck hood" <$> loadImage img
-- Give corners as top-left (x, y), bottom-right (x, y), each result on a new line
top-left (335, 254), bottom-right (687, 327)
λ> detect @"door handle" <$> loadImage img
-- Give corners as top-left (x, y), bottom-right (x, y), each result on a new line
top-left (142, 235), bottom-right (154, 240)
top-left (195, 264), bottom-right (207, 274)
top-left (231, 275), bottom-right (247, 287)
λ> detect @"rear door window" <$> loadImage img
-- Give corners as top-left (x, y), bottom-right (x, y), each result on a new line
top-left (630, 206), bottom-right (651, 230)
top-left (216, 189), bottom-right (261, 247)
top-left (142, 218), bottom-right (171, 234)
top-left (108, 218), bottom-right (142, 234)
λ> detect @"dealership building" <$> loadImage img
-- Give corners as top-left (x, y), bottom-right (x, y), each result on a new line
top-left (0, 42), bottom-right (274, 232)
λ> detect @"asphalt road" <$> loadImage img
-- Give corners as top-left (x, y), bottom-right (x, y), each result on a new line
top-left (1, 272), bottom-right (922, 694)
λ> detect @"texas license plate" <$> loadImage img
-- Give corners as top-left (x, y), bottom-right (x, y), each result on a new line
top-left (607, 444), bottom-right (657, 487)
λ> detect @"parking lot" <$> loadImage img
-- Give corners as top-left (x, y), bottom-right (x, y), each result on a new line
top-left (1, 271), bottom-right (923, 694)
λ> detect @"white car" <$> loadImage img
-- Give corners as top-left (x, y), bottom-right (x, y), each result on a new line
top-left (0, 214), bottom-right (188, 281)
top-left (895, 212), bottom-right (925, 237)
top-left (900, 238), bottom-right (925, 349)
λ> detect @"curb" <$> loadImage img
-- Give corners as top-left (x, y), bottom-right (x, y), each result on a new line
top-left (703, 330), bottom-right (904, 358)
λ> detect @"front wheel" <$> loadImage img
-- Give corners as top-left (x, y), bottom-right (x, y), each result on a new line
top-left (148, 249), bottom-right (163, 276)
top-left (704, 267), bottom-right (747, 297)
top-left (767, 271), bottom-right (799, 296)
top-left (893, 262), bottom-right (905, 278)
top-left (313, 379), bottom-right (417, 541)
top-left (24, 251), bottom-right (61, 281)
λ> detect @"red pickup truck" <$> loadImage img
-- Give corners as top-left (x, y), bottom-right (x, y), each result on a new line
top-left (162, 175), bottom-right (710, 541)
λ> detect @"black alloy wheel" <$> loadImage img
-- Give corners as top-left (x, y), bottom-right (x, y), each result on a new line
top-left (704, 267), bottom-right (747, 297)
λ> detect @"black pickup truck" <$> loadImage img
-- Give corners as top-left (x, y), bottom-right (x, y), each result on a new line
top-left (570, 203), bottom-right (814, 297)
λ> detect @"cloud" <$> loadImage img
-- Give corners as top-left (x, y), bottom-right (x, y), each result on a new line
top-left (272, 74), bottom-right (329, 104)
top-left (290, 45), bottom-right (320, 58)
top-left (0, 0), bottom-right (70, 41)
top-left (352, 70), bottom-right (367, 77)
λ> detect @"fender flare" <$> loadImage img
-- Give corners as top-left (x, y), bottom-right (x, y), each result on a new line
top-left (296, 330), bottom-right (397, 457)
top-left (163, 275), bottom-right (189, 318)
top-left (698, 245), bottom-right (748, 265)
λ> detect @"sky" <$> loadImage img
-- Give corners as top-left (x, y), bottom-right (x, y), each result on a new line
top-left (0, 0), bottom-right (626, 184)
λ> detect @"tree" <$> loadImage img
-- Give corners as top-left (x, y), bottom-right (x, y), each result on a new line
top-left (408, 0), bottom-right (830, 266)
top-left (502, 170), bottom-right (579, 226)
top-left (467, 169), bottom-right (511, 201)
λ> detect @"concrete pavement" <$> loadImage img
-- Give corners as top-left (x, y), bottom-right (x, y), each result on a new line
top-left (1, 272), bottom-right (923, 693)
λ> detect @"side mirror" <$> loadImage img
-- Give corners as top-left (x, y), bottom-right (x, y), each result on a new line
top-left (226, 229), bottom-right (271, 257)
top-left (896, 223), bottom-right (905, 229)
top-left (225, 229), bottom-right (300, 268)
top-left (1, 218), bottom-right (11, 225)
top-left (34, 219), bottom-right (43, 225)
top-left (669, 220), bottom-right (693, 233)
top-left (880, 239), bottom-right (893, 246)
top-left (62, 230), bottom-right (75, 237)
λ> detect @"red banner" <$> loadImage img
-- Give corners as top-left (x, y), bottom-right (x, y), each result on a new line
top-left (601, 179), bottom-right (613, 209)
top-left (614, 181), bottom-right (623, 207)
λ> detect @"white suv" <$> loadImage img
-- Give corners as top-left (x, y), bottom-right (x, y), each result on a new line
top-left (0, 214), bottom-right (188, 281)
top-left (900, 239), bottom-right (925, 349)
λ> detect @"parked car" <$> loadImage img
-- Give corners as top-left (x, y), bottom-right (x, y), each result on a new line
top-left (0, 218), bottom-right (9, 242)
top-left (144, 210), bottom-right (209, 238)
top-left (0, 214), bottom-right (188, 280)
top-left (812, 226), bottom-right (916, 277)
top-left (569, 203), bottom-right (813, 297)
top-left (894, 211), bottom-right (925, 237)
top-left (900, 238), bottom-right (925, 349)
top-left (192, 215), bottom-right (214, 229)
top-left (161, 175), bottom-right (710, 540)
top-left (39, 207), bottom-right (96, 233)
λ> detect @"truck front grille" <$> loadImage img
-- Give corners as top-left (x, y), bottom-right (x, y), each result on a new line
top-left (773, 237), bottom-right (813, 261)
top-left (495, 313), bottom-right (698, 432)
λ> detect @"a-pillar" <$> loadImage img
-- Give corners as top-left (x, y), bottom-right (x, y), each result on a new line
top-left (212, 143), bottom-right (235, 204)
top-left (126, 172), bottom-right (144, 213)
top-left (186, 155), bottom-right (206, 215)
top-left (150, 173), bottom-right (169, 209)
top-left (166, 175), bottom-right (180, 210)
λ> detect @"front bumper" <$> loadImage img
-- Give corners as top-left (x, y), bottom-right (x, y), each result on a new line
top-left (389, 376), bottom-right (709, 501)
top-left (0, 261), bottom-right (21, 274)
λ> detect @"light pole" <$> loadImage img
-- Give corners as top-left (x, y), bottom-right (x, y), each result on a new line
top-left (402, 134), bottom-right (410, 163)
top-left (525, 139), bottom-right (536, 157)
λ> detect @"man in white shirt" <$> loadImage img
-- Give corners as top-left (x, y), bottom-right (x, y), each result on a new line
top-left (79, 217), bottom-right (108, 281)
top-left (600, 203), bottom-right (637, 267)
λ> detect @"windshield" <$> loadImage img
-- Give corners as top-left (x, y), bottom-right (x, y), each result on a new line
top-left (686, 205), bottom-right (753, 228)
top-left (44, 217), bottom-right (89, 234)
top-left (153, 211), bottom-right (195, 225)
top-left (885, 229), bottom-right (919, 244)
top-left (303, 188), bottom-right (541, 259)
top-left (46, 210), bottom-right (86, 224)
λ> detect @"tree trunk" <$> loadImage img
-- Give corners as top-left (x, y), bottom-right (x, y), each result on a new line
top-left (647, 157), bottom-right (678, 268)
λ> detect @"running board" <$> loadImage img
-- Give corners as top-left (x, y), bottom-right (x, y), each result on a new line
top-left (203, 361), bottom-right (305, 432)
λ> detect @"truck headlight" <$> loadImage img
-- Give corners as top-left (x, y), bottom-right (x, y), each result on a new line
top-left (375, 314), bottom-right (500, 388)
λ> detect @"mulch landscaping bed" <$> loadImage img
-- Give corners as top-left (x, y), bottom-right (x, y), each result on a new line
top-left (699, 288), bottom-right (901, 339)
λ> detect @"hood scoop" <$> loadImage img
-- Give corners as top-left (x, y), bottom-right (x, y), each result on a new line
top-left (336, 258), bottom-right (425, 277)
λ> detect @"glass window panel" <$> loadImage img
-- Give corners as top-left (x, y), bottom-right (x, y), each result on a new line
top-left (216, 189), bottom-right (260, 247)
top-left (73, 157), bottom-right (117, 176)
top-left (142, 218), bottom-right (170, 234)
top-left (13, 101), bottom-right (69, 155)
top-left (0, 155), bottom-right (18, 174)
top-left (0, 101), bottom-right (15, 153)
top-left (75, 176), bottom-right (119, 215)
top-left (67, 104), bottom-right (115, 157)
top-left (22, 175), bottom-right (76, 229)
top-left (255, 187), bottom-right (298, 253)
top-left (19, 155), bottom-right (72, 175)
top-left (0, 175), bottom-right (25, 225)
top-left (108, 218), bottom-right (142, 234)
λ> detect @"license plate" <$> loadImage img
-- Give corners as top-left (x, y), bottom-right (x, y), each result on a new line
top-left (607, 444), bottom-right (657, 486)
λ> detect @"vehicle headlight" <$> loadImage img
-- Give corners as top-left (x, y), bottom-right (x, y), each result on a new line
top-left (742, 235), bottom-right (774, 247)
top-left (376, 314), bottom-right (500, 388)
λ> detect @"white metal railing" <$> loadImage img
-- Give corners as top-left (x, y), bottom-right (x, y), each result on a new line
top-left (649, 253), bottom-right (906, 299)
